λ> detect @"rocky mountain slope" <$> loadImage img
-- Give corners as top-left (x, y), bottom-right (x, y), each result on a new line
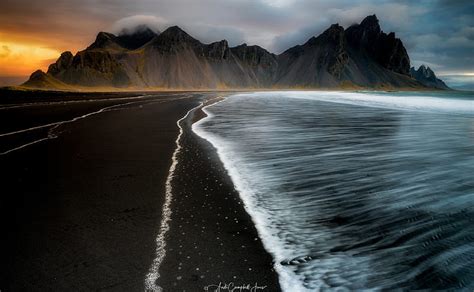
top-left (410, 65), bottom-right (450, 90)
top-left (23, 15), bottom-right (448, 90)
top-left (22, 70), bottom-right (73, 90)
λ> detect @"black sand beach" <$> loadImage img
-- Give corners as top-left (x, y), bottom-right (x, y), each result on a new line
top-left (158, 101), bottom-right (280, 291)
top-left (0, 91), bottom-right (280, 291)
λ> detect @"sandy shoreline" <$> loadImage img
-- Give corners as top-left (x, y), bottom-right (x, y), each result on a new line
top-left (157, 97), bottom-right (280, 291)
top-left (0, 91), bottom-right (280, 291)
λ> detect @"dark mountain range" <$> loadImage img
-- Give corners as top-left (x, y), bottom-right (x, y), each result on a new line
top-left (87, 25), bottom-right (159, 51)
top-left (23, 15), bottom-right (449, 90)
top-left (410, 65), bottom-right (450, 90)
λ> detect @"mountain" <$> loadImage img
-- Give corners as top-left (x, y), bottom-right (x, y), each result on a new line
top-left (115, 25), bottom-right (159, 50)
top-left (135, 26), bottom-right (278, 88)
top-left (345, 15), bottom-right (410, 75)
top-left (22, 70), bottom-right (73, 90)
top-left (23, 15), bottom-right (448, 90)
top-left (273, 17), bottom-right (418, 88)
top-left (410, 65), bottom-right (450, 90)
top-left (87, 26), bottom-right (159, 51)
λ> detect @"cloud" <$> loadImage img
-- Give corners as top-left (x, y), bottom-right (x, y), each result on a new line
top-left (110, 15), bottom-right (167, 34)
top-left (109, 15), bottom-right (247, 46)
top-left (439, 74), bottom-right (474, 91)
top-left (0, 0), bottom-right (473, 75)
top-left (186, 25), bottom-right (246, 46)
top-left (0, 41), bottom-right (60, 76)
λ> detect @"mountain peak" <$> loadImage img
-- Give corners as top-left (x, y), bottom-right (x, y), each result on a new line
top-left (29, 69), bottom-right (47, 79)
top-left (97, 31), bottom-right (116, 39)
top-left (361, 14), bottom-right (379, 23)
top-left (87, 27), bottom-right (158, 50)
top-left (22, 69), bottom-right (70, 89)
top-left (359, 16), bottom-right (381, 39)
top-left (150, 25), bottom-right (201, 50)
top-left (203, 40), bottom-right (230, 59)
top-left (231, 43), bottom-right (276, 66)
top-left (118, 24), bottom-right (158, 37)
top-left (346, 15), bottom-right (381, 42)
top-left (345, 14), bottom-right (410, 75)
top-left (87, 32), bottom-right (119, 50)
top-left (116, 25), bottom-right (158, 50)
top-left (48, 51), bottom-right (74, 75)
top-left (159, 25), bottom-right (198, 42)
top-left (411, 65), bottom-right (450, 89)
top-left (161, 26), bottom-right (188, 36)
top-left (305, 23), bottom-right (344, 47)
top-left (360, 14), bottom-right (380, 30)
top-left (414, 64), bottom-right (435, 78)
top-left (322, 23), bottom-right (344, 37)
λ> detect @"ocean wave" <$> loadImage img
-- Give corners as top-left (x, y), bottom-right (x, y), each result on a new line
top-left (192, 91), bottom-right (474, 290)
top-left (232, 91), bottom-right (474, 114)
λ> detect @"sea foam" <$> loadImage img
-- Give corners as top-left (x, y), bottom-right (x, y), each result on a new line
top-left (192, 91), bottom-right (474, 290)
top-left (193, 99), bottom-right (313, 291)
top-left (232, 91), bottom-right (474, 114)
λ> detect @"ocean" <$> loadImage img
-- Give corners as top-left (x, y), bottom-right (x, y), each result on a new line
top-left (193, 91), bottom-right (474, 291)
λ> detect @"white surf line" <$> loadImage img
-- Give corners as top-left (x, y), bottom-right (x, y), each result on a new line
top-left (0, 98), bottom-right (177, 156)
top-left (0, 94), bottom-right (151, 110)
top-left (0, 95), bottom-right (194, 139)
top-left (0, 98), bottom-right (145, 138)
top-left (145, 102), bottom-right (203, 292)
top-left (0, 94), bottom-right (195, 138)
top-left (0, 137), bottom-right (52, 156)
top-left (0, 92), bottom-right (189, 110)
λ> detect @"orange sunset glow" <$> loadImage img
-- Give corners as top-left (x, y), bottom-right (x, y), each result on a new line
top-left (0, 41), bottom-right (61, 77)
top-left (0, 28), bottom-right (89, 79)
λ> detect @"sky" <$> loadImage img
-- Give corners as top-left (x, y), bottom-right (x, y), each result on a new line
top-left (0, 0), bottom-right (473, 88)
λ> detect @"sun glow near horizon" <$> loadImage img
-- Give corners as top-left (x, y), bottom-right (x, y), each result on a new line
top-left (0, 40), bottom-right (61, 77)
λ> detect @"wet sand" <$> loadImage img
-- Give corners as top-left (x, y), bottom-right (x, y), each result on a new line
top-left (0, 91), bottom-right (280, 291)
top-left (158, 101), bottom-right (280, 291)
top-left (0, 92), bottom-right (200, 290)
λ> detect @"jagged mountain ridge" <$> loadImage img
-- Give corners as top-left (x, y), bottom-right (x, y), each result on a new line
top-left (88, 26), bottom-right (159, 51)
top-left (410, 65), bottom-right (450, 90)
top-left (24, 15), bottom-right (448, 90)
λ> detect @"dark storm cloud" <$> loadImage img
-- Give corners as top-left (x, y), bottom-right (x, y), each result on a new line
top-left (0, 0), bottom-right (472, 74)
